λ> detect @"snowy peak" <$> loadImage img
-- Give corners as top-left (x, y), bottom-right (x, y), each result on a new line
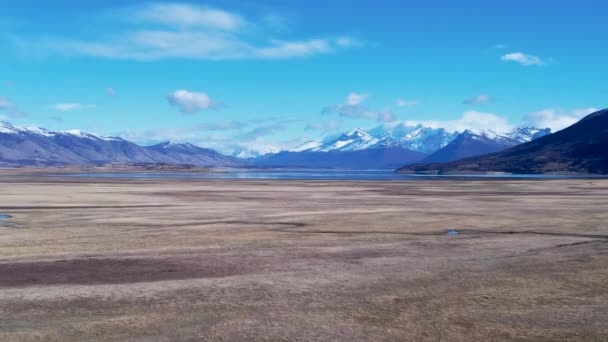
top-left (459, 129), bottom-right (511, 144)
top-left (292, 141), bottom-right (323, 152)
top-left (0, 121), bottom-right (53, 136)
top-left (291, 124), bottom-right (551, 156)
top-left (59, 129), bottom-right (123, 141)
top-left (151, 141), bottom-right (212, 154)
top-left (297, 124), bottom-right (457, 154)
top-left (338, 128), bottom-right (372, 140)
top-left (0, 121), bottom-right (121, 141)
top-left (0, 120), bottom-right (241, 167)
top-left (368, 123), bottom-right (457, 154)
top-left (0, 121), bottom-right (19, 134)
top-left (462, 127), bottom-right (551, 144)
top-left (507, 127), bottom-right (551, 142)
top-left (421, 126), bottom-right (552, 164)
top-left (304, 127), bottom-right (381, 152)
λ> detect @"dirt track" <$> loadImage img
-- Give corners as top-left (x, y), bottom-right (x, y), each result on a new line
top-left (0, 175), bottom-right (607, 341)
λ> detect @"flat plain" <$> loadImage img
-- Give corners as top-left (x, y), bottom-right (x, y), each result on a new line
top-left (0, 174), bottom-right (607, 341)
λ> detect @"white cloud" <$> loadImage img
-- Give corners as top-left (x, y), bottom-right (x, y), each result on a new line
top-left (463, 95), bottom-right (492, 105)
top-left (192, 121), bottom-right (246, 131)
top-left (167, 90), bottom-right (216, 114)
top-left (323, 93), bottom-right (395, 123)
top-left (305, 119), bottom-right (341, 131)
top-left (48, 115), bottom-right (63, 123)
top-left (254, 39), bottom-right (333, 59)
top-left (345, 92), bottom-right (367, 105)
top-left (375, 109), bottom-right (396, 123)
top-left (23, 3), bottom-right (361, 61)
top-left (0, 96), bottom-right (12, 110)
top-left (105, 87), bottom-right (116, 96)
top-left (396, 99), bottom-right (418, 107)
top-left (336, 37), bottom-right (363, 48)
top-left (137, 3), bottom-right (244, 31)
top-left (329, 105), bottom-right (396, 123)
top-left (0, 95), bottom-right (27, 118)
top-left (241, 123), bottom-right (285, 140)
top-left (231, 137), bottom-right (309, 157)
top-left (405, 111), bottom-right (514, 133)
top-left (50, 103), bottom-right (96, 111)
top-left (118, 121), bottom-right (302, 156)
top-left (524, 108), bottom-right (597, 131)
top-left (500, 52), bottom-right (546, 66)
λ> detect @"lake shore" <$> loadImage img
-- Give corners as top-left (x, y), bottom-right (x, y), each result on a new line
top-left (1, 175), bottom-right (607, 341)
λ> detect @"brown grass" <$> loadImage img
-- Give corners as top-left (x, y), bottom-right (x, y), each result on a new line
top-left (0, 175), bottom-right (607, 341)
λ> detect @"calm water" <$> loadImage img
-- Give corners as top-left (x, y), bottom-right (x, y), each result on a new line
top-left (49, 169), bottom-right (600, 181)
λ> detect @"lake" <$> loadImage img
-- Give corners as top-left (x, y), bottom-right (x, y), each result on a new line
top-left (49, 169), bottom-right (601, 181)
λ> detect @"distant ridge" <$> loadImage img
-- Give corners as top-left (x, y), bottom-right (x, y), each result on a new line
top-left (252, 147), bottom-right (427, 169)
top-left (251, 123), bottom-right (548, 169)
top-left (397, 108), bottom-right (608, 174)
top-left (0, 121), bottom-right (242, 167)
top-left (1, 118), bottom-right (559, 170)
top-left (421, 127), bottom-right (550, 163)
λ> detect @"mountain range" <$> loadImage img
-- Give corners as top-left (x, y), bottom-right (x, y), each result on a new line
top-left (0, 121), bottom-right (241, 167)
top-left (397, 108), bottom-right (608, 174)
top-left (255, 124), bottom-right (551, 168)
top-left (0, 119), bottom-right (552, 169)
top-left (252, 147), bottom-right (427, 169)
top-left (421, 127), bottom-right (551, 163)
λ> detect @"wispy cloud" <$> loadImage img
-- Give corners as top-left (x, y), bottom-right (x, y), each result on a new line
top-left (117, 119), bottom-right (300, 156)
top-left (105, 87), bottom-right (116, 97)
top-left (323, 93), bottom-right (396, 123)
top-left (395, 99), bottom-right (418, 107)
top-left (20, 3), bottom-right (361, 61)
top-left (500, 52), bottom-right (547, 66)
top-left (463, 95), bottom-right (492, 105)
top-left (136, 3), bottom-right (245, 31)
top-left (50, 103), bottom-right (96, 111)
top-left (192, 121), bottom-right (247, 131)
top-left (0, 97), bottom-right (13, 111)
top-left (305, 119), bottom-right (341, 131)
top-left (48, 115), bottom-right (63, 123)
top-left (241, 123), bottom-right (285, 140)
top-left (345, 92), bottom-right (367, 105)
top-left (524, 107), bottom-right (597, 131)
top-left (405, 111), bottom-right (514, 133)
top-left (0, 95), bottom-right (27, 118)
top-left (167, 90), bottom-right (217, 114)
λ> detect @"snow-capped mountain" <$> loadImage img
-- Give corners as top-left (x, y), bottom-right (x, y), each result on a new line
top-left (281, 123), bottom-right (551, 168)
top-left (398, 108), bottom-right (608, 174)
top-left (0, 120), bottom-right (552, 169)
top-left (255, 124), bottom-right (457, 169)
top-left (294, 124), bottom-right (458, 154)
top-left (0, 121), bottom-right (242, 167)
top-left (293, 124), bottom-right (549, 156)
top-left (507, 127), bottom-right (552, 143)
top-left (0, 121), bottom-right (120, 141)
top-left (368, 123), bottom-right (457, 154)
top-left (304, 128), bottom-right (382, 152)
top-left (421, 128), bottom-right (551, 163)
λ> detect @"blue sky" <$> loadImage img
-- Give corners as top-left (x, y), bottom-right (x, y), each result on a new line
top-left (0, 0), bottom-right (606, 154)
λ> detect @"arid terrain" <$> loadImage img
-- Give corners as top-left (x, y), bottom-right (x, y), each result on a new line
top-left (1, 174), bottom-right (607, 341)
